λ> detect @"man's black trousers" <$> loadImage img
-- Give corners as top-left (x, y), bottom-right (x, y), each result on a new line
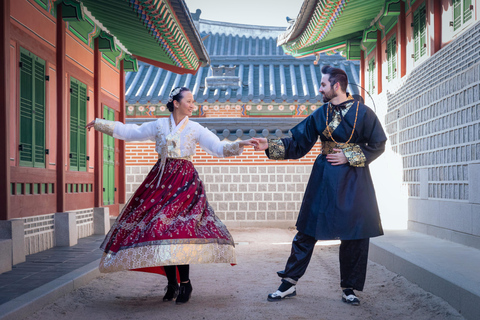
top-left (277, 232), bottom-right (370, 291)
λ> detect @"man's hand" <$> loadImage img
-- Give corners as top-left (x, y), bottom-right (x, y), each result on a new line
top-left (251, 137), bottom-right (268, 151)
top-left (326, 148), bottom-right (348, 166)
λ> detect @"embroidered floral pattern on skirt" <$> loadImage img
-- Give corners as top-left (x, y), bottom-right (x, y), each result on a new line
top-left (99, 158), bottom-right (236, 273)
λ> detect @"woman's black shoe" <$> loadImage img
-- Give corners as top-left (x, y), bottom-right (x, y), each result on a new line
top-left (175, 281), bottom-right (192, 304)
top-left (162, 284), bottom-right (179, 301)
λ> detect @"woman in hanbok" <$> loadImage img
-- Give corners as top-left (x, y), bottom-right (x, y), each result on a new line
top-left (86, 87), bottom-right (254, 304)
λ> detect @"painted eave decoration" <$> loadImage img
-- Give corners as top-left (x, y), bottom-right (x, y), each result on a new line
top-left (278, 0), bottom-right (403, 60)
top-left (55, 0), bottom-right (209, 74)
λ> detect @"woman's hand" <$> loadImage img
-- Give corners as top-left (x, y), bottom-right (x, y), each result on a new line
top-left (238, 139), bottom-right (256, 147)
top-left (86, 119), bottom-right (96, 131)
top-left (251, 137), bottom-right (268, 151)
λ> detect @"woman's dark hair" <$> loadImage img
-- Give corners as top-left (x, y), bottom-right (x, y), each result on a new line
top-left (321, 65), bottom-right (348, 93)
top-left (166, 87), bottom-right (190, 112)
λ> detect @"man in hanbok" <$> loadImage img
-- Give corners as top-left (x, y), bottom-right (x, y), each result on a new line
top-left (253, 65), bottom-right (387, 306)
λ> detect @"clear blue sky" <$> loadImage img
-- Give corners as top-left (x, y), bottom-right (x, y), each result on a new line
top-left (184, 0), bottom-right (304, 27)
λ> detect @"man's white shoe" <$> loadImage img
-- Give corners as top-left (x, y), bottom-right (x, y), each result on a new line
top-left (342, 289), bottom-right (360, 306)
top-left (267, 286), bottom-right (296, 301)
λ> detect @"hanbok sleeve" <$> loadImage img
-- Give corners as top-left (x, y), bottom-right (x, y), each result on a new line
top-left (266, 115), bottom-right (319, 160)
top-left (341, 107), bottom-right (387, 167)
top-left (94, 118), bottom-right (158, 142)
top-left (197, 125), bottom-right (243, 158)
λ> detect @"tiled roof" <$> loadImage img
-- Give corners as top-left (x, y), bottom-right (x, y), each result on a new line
top-left (125, 19), bottom-right (360, 106)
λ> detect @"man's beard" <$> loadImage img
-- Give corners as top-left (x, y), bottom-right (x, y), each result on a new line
top-left (322, 89), bottom-right (336, 103)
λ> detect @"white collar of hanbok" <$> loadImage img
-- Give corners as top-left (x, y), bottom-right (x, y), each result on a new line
top-left (169, 114), bottom-right (189, 134)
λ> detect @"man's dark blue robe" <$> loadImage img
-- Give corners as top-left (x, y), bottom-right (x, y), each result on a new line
top-left (267, 100), bottom-right (387, 240)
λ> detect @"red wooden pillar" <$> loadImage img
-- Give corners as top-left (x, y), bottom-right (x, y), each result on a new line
top-left (56, 4), bottom-right (66, 212)
top-left (118, 60), bottom-right (126, 205)
top-left (360, 50), bottom-right (365, 100)
top-left (399, 0), bottom-right (407, 77)
top-left (0, 0), bottom-right (11, 220)
top-left (94, 38), bottom-right (102, 208)
top-left (376, 29), bottom-right (383, 94)
top-left (433, 0), bottom-right (442, 54)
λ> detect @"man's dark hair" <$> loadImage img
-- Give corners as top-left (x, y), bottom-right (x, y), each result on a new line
top-left (321, 65), bottom-right (348, 93)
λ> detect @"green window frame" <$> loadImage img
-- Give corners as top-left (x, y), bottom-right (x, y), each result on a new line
top-left (454, 0), bottom-right (473, 30)
top-left (413, 3), bottom-right (426, 62)
top-left (19, 47), bottom-right (46, 168)
top-left (103, 106), bottom-right (115, 206)
top-left (69, 78), bottom-right (87, 171)
top-left (387, 34), bottom-right (397, 82)
top-left (368, 58), bottom-right (375, 94)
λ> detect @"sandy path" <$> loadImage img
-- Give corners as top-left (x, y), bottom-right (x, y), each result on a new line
top-left (27, 228), bottom-right (464, 320)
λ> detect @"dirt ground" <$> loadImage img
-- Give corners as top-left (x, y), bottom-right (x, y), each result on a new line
top-left (27, 228), bottom-right (464, 320)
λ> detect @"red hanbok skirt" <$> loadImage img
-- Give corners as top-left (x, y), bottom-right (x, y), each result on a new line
top-left (99, 158), bottom-right (236, 274)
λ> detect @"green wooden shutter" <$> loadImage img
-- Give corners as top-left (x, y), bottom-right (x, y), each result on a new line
top-left (19, 50), bottom-right (34, 167)
top-left (413, 8), bottom-right (420, 61)
top-left (103, 106), bottom-right (115, 205)
top-left (453, 0), bottom-right (462, 30)
top-left (108, 108), bottom-right (115, 205)
top-left (19, 48), bottom-right (45, 168)
top-left (70, 79), bottom-right (79, 171)
top-left (387, 35), bottom-right (397, 81)
top-left (78, 83), bottom-right (87, 171)
top-left (70, 78), bottom-right (87, 171)
top-left (419, 4), bottom-right (427, 58)
top-left (463, 0), bottom-right (472, 23)
top-left (33, 58), bottom-right (46, 168)
top-left (369, 58), bottom-right (375, 94)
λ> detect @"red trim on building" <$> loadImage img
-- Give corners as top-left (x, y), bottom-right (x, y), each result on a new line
top-left (56, 4), bottom-right (66, 213)
top-left (119, 60), bottom-right (126, 205)
top-left (376, 29), bottom-right (382, 94)
top-left (1, 0), bottom-right (10, 220)
top-left (94, 38), bottom-right (102, 208)
top-left (399, 0), bottom-right (406, 78)
top-left (360, 50), bottom-right (365, 100)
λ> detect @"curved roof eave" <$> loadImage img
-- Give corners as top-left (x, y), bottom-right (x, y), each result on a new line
top-left (79, 0), bottom-right (209, 75)
top-left (278, 0), bottom-right (387, 56)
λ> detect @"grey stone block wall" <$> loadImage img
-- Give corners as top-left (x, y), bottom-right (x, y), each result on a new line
top-left (75, 209), bottom-right (94, 239)
top-left (23, 214), bottom-right (55, 255)
top-left (385, 21), bottom-right (480, 247)
top-left (126, 165), bottom-right (311, 224)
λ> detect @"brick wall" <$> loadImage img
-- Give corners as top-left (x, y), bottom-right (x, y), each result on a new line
top-left (384, 21), bottom-right (480, 248)
top-left (125, 141), bottom-right (322, 226)
top-left (125, 142), bottom-right (321, 166)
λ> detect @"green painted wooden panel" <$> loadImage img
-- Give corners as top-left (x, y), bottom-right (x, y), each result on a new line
top-left (70, 79), bottom-right (79, 170)
top-left (19, 50), bottom-right (34, 167)
top-left (387, 34), bottom-right (397, 82)
top-left (33, 58), bottom-right (46, 168)
top-left (368, 58), bottom-right (375, 94)
top-left (463, 0), bottom-right (472, 23)
top-left (419, 4), bottom-right (427, 57)
top-left (19, 48), bottom-right (45, 168)
top-left (70, 78), bottom-right (87, 171)
top-left (79, 82), bottom-right (87, 171)
top-left (103, 106), bottom-right (115, 205)
top-left (454, 0), bottom-right (462, 31)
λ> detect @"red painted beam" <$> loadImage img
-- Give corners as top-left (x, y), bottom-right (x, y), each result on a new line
top-left (433, 0), bottom-right (442, 54)
top-left (56, 4), bottom-right (66, 213)
top-left (118, 60), bottom-right (126, 206)
top-left (0, 0), bottom-right (11, 220)
top-left (94, 38), bottom-right (102, 208)
top-left (376, 29), bottom-right (382, 94)
top-left (399, 0), bottom-right (407, 78)
top-left (360, 50), bottom-right (365, 100)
